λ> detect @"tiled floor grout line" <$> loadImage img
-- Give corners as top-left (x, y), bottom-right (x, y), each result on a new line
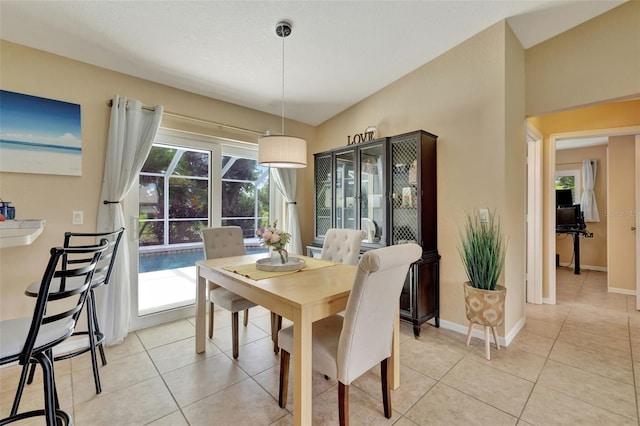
top-left (517, 278), bottom-right (574, 423)
top-left (555, 269), bottom-right (639, 424)
top-left (629, 311), bottom-right (639, 424)
top-left (139, 332), bottom-right (190, 425)
top-left (439, 354), bottom-right (523, 422)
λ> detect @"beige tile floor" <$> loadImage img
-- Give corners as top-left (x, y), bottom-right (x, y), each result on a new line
top-left (2, 267), bottom-right (639, 425)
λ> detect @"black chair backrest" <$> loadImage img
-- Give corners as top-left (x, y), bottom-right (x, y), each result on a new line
top-left (20, 239), bottom-right (109, 366)
top-left (61, 227), bottom-right (124, 288)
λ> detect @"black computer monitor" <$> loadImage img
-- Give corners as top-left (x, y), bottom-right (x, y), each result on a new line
top-left (556, 189), bottom-right (573, 208)
top-left (556, 204), bottom-right (585, 229)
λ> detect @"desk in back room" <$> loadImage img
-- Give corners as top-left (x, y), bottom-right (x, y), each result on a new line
top-left (556, 227), bottom-right (593, 275)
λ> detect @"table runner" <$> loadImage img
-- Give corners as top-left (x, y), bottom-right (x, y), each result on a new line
top-left (222, 256), bottom-right (337, 280)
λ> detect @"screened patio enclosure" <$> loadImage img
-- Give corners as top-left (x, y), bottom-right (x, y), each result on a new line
top-left (137, 144), bottom-right (269, 316)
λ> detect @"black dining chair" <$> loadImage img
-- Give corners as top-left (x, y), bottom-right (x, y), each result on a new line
top-left (20, 227), bottom-right (124, 396)
top-left (0, 239), bottom-right (108, 426)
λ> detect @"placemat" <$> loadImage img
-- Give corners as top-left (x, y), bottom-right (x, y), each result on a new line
top-left (222, 256), bottom-right (337, 281)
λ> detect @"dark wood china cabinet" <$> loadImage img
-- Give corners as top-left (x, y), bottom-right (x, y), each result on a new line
top-left (308, 130), bottom-right (439, 336)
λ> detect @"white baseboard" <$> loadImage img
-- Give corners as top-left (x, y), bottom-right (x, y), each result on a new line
top-left (558, 263), bottom-right (607, 272)
top-left (438, 318), bottom-right (521, 348)
top-left (608, 287), bottom-right (636, 296)
top-left (505, 316), bottom-right (526, 346)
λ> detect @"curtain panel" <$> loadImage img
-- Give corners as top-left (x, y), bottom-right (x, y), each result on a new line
top-left (270, 168), bottom-right (302, 255)
top-left (581, 159), bottom-right (600, 222)
top-left (96, 96), bottom-right (163, 345)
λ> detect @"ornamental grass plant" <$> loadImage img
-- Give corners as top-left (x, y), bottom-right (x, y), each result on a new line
top-left (458, 210), bottom-right (507, 291)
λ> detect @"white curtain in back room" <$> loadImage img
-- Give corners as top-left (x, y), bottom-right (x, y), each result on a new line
top-left (581, 159), bottom-right (600, 222)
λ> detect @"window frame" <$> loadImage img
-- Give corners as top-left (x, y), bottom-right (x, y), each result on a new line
top-left (555, 168), bottom-right (582, 205)
top-left (126, 128), bottom-right (267, 330)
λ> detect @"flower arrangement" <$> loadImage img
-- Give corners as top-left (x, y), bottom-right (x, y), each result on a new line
top-left (257, 221), bottom-right (291, 264)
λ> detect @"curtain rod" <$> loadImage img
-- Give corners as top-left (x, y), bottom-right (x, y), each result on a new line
top-left (556, 161), bottom-right (583, 166)
top-left (106, 99), bottom-right (264, 136)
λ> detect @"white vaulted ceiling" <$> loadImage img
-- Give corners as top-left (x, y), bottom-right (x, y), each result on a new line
top-left (0, 1), bottom-right (626, 125)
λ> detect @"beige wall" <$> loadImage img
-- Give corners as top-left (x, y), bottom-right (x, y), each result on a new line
top-left (526, 1), bottom-right (640, 117)
top-left (0, 40), bottom-right (316, 320)
top-left (555, 145), bottom-right (608, 268)
top-left (313, 21), bottom-right (527, 338)
top-left (608, 135), bottom-right (636, 292)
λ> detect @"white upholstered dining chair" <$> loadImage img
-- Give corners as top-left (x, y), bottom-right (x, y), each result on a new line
top-left (271, 228), bottom-right (366, 353)
top-left (277, 243), bottom-right (422, 426)
top-left (201, 226), bottom-right (256, 359)
top-left (320, 228), bottom-right (366, 265)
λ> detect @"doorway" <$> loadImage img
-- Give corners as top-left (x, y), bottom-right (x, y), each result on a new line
top-left (526, 124), bottom-right (543, 304)
top-left (546, 126), bottom-right (640, 306)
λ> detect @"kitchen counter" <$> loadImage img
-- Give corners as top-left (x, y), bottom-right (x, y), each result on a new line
top-left (0, 220), bottom-right (46, 248)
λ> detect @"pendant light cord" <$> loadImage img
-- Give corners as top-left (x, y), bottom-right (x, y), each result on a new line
top-left (281, 23), bottom-right (286, 135)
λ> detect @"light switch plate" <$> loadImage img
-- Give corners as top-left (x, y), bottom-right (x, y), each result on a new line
top-left (72, 211), bottom-right (83, 225)
top-left (479, 209), bottom-right (489, 223)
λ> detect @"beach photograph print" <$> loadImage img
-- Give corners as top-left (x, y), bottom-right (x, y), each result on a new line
top-left (0, 90), bottom-right (81, 176)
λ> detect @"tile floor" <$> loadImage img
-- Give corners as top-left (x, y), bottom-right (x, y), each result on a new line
top-left (1, 267), bottom-right (639, 425)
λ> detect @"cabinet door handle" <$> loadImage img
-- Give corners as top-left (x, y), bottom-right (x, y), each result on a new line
top-left (632, 227), bottom-right (637, 231)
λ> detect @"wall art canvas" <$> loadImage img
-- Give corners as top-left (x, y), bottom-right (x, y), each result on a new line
top-left (0, 90), bottom-right (81, 176)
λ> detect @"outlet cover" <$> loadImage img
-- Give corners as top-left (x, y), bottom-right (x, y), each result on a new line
top-left (72, 211), bottom-right (83, 225)
top-left (479, 209), bottom-right (489, 223)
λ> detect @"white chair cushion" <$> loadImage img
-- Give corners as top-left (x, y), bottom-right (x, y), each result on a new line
top-left (210, 287), bottom-right (256, 312)
top-left (320, 229), bottom-right (365, 265)
top-left (277, 315), bottom-right (343, 379)
top-left (202, 227), bottom-right (246, 259)
top-left (0, 317), bottom-right (75, 360)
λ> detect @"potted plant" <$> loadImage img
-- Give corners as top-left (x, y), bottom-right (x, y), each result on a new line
top-left (458, 209), bottom-right (507, 360)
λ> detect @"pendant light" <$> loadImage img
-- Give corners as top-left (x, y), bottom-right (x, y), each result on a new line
top-left (258, 20), bottom-right (307, 168)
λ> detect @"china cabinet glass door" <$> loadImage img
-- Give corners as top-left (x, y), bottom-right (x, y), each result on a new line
top-left (391, 136), bottom-right (419, 244)
top-left (314, 153), bottom-right (332, 239)
top-left (359, 143), bottom-right (386, 245)
top-left (334, 150), bottom-right (356, 229)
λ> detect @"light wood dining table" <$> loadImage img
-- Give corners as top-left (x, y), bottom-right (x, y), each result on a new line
top-left (195, 253), bottom-right (401, 426)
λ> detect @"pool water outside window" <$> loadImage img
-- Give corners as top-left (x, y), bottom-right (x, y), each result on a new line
top-left (138, 244), bottom-right (267, 316)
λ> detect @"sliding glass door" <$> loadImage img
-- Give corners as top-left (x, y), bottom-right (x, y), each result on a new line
top-left (126, 129), bottom-right (268, 330)
top-left (137, 144), bottom-right (210, 316)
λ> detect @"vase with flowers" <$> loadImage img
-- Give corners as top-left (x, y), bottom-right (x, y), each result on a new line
top-left (257, 221), bottom-right (291, 265)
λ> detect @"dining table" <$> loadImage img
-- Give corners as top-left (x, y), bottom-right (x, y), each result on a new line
top-left (195, 253), bottom-right (401, 426)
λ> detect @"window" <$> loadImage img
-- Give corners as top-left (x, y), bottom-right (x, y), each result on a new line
top-left (139, 145), bottom-right (210, 247)
top-left (555, 169), bottom-right (581, 205)
top-left (130, 130), bottom-right (271, 326)
top-left (138, 145), bottom-right (270, 250)
top-left (221, 155), bottom-right (270, 238)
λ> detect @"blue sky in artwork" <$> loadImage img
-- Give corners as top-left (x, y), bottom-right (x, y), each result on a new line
top-left (0, 90), bottom-right (81, 149)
